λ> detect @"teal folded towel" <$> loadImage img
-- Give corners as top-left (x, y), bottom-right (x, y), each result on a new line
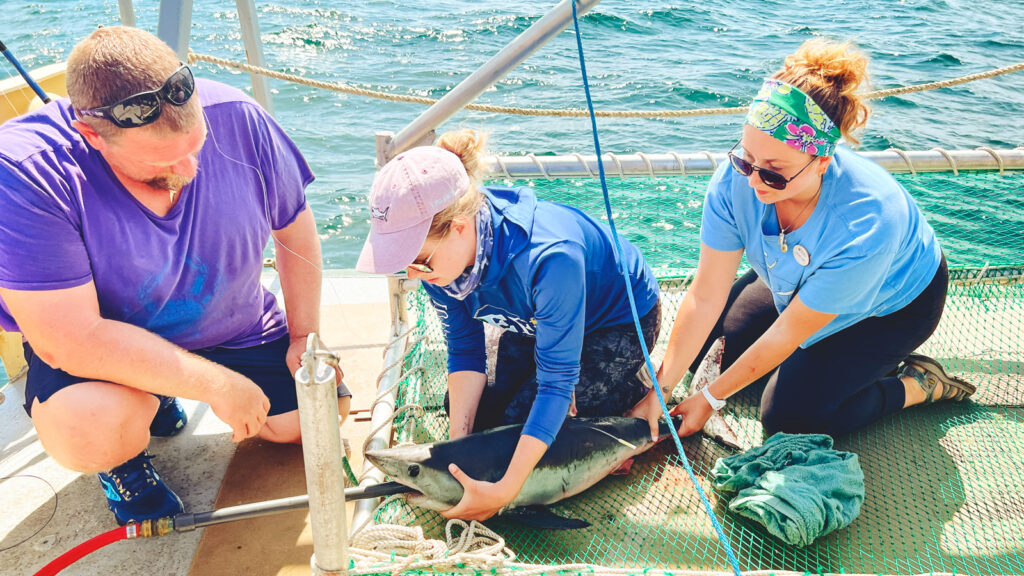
top-left (711, 432), bottom-right (864, 547)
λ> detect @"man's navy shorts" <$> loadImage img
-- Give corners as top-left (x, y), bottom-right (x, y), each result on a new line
top-left (22, 335), bottom-right (351, 417)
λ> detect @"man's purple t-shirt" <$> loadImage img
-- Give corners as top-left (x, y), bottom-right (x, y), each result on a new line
top-left (0, 79), bottom-right (313, 350)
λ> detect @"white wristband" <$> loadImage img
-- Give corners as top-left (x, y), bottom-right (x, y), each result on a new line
top-left (701, 386), bottom-right (726, 411)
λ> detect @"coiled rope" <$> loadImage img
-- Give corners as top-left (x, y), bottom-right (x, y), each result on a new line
top-left (188, 51), bottom-right (1024, 119)
top-left (345, 515), bottom-right (958, 576)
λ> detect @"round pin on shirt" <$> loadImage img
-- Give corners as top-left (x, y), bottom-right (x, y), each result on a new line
top-left (793, 244), bottom-right (810, 266)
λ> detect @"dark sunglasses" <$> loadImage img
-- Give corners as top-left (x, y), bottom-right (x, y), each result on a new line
top-left (78, 64), bottom-right (195, 129)
top-left (728, 140), bottom-right (817, 190)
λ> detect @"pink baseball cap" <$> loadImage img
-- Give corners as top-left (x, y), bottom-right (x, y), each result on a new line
top-left (356, 146), bottom-right (470, 274)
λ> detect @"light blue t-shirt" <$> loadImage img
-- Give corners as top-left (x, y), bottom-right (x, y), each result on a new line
top-left (701, 146), bottom-right (942, 347)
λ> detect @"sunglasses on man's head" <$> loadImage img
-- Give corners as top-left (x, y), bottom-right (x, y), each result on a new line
top-left (727, 140), bottom-right (817, 191)
top-left (78, 64), bottom-right (195, 129)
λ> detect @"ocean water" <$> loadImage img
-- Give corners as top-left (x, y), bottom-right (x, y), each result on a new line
top-left (2, 0), bottom-right (1023, 269)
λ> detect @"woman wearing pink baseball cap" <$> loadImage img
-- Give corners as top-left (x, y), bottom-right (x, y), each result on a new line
top-left (357, 129), bottom-right (661, 522)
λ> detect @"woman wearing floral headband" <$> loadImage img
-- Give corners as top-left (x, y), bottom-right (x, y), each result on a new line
top-left (357, 129), bottom-right (661, 521)
top-left (630, 39), bottom-right (975, 440)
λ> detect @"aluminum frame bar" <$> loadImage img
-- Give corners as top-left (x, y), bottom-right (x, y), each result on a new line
top-left (482, 148), bottom-right (1024, 179)
top-left (351, 276), bottom-right (413, 535)
top-left (117, 0), bottom-right (135, 27)
top-left (383, 0), bottom-right (602, 163)
top-left (157, 0), bottom-right (193, 61)
top-left (235, 0), bottom-right (275, 113)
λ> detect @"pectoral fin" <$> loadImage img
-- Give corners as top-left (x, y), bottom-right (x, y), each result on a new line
top-left (499, 505), bottom-right (591, 530)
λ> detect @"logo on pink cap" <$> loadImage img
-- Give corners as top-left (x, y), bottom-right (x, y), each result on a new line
top-left (356, 146), bottom-right (471, 274)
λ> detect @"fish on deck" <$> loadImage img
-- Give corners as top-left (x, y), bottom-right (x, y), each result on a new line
top-left (690, 337), bottom-right (746, 451)
top-left (632, 336), bottom-right (745, 452)
top-left (365, 339), bottom-right (745, 529)
top-left (365, 416), bottom-right (678, 529)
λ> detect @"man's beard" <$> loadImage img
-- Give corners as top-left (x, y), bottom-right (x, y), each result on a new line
top-left (144, 173), bottom-right (194, 192)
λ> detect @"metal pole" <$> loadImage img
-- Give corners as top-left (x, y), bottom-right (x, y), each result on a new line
top-left (117, 0), bottom-right (136, 27)
top-left (157, 0), bottom-right (194, 61)
top-left (383, 0), bottom-right (602, 162)
top-left (0, 40), bottom-right (50, 104)
top-left (172, 482), bottom-right (410, 533)
top-left (351, 275), bottom-right (411, 534)
top-left (235, 0), bottom-right (275, 114)
top-left (479, 148), bottom-right (1024, 179)
top-left (295, 333), bottom-right (348, 575)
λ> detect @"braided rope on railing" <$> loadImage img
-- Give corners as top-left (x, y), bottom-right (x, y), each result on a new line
top-left (187, 52), bottom-right (1024, 119)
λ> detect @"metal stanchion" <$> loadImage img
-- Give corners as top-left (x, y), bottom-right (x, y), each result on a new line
top-left (295, 333), bottom-right (348, 575)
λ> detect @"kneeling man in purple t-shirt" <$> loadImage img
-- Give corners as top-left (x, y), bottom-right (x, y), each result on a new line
top-left (0, 26), bottom-right (351, 525)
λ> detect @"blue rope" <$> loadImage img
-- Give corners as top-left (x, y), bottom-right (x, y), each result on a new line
top-left (568, 3), bottom-right (743, 574)
top-left (0, 40), bottom-right (51, 104)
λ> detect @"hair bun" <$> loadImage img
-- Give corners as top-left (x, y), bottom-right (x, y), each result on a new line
top-left (774, 38), bottom-right (871, 146)
top-left (783, 38), bottom-right (868, 95)
top-left (437, 129), bottom-right (488, 183)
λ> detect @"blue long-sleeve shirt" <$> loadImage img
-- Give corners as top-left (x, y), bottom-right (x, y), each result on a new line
top-left (422, 186), bottom-right (659, 445)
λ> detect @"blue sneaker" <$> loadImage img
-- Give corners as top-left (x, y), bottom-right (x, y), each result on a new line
top-left (97, 451), bottom-right (184, 525)
top-left (150, 395), bottom-right (187, 437)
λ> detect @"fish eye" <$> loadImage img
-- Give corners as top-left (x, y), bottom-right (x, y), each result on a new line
top-left (408, 464), bottom-right (420, 477)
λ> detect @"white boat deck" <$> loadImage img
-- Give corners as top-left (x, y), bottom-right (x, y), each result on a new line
top-left (0, 273), bottom-right (393, 576)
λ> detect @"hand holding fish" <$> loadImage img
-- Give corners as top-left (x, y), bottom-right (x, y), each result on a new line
top-left (441, 463), bottom-right (519, 521)
top-left (624, 388), bottom-right (666, 442)
top-left (670, 393), bottom-right (714, 437)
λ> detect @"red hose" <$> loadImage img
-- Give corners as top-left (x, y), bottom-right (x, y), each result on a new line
top-left (33, 525), bottom-right (129, 576)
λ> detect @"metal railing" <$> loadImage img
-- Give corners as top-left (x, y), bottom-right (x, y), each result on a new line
top-left (482, 147), bottom-right (1024, 179)
top-left (376, 0), bottom-right (603, 165)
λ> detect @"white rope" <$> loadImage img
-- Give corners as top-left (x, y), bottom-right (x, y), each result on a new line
top-left (930, 147), bottom-right (959, 176)
top-left (606, 153), bottom-right (626, 178)
top-left (669, 151), bottom-right (687, 177)
top-left (975, 146), bottom-right (1005, 174)
top-left (350, 494), bottom-right (406, 540)
top-left (383, 325), bottom-right (416, 353)
top-left (637, 152), bottom-right (656, 178)
top-left (345, 518), bottom-right (959, 576)
top-left (366, 364), bottom-right (426, 429)
top-left (347, 520), bottom-right (516, 576)
top-left (360, 403), bottom-right (426, 459)
top-left (700, 150), bottom-right (718, 171)
top-left (527, 152), bottom-right (552, 179)
top-left (571, 152), bottom-right (596, 177)
top-left (188, 51), bottom-right (1024, 120)
top-left (886, 147), bottom-right (917, 176)
top-left (494, 155), bottom-right (513, 180)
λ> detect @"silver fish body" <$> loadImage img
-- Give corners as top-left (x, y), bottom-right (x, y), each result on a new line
top-left (690, 337), bottom-right (746, 451)
top-left (365, 416), bottom-right (672, 512)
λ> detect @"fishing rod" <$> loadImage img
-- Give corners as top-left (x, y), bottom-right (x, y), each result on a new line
top-left (33, 481), bottom-right (412, 576)
top-left (0, 38), bottom-right (51, 104)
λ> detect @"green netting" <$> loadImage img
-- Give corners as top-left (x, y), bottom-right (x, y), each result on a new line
top-left (374, 171), bottom-right (1024, 576)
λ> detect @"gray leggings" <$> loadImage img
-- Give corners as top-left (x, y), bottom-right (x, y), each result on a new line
top-left (448, 300), bottom-right (661, 433)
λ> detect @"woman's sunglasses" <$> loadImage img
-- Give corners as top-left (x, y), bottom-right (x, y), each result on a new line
top-left (728, 140), bottom-right (817, 190)
top-left (78, 64), bottom-right (195, 129)
top-left (408, 226), bottom-right (451, 274)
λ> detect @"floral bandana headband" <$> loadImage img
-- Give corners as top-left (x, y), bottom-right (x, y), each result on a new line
top-left (746, 79), bottom-right (841, 157)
